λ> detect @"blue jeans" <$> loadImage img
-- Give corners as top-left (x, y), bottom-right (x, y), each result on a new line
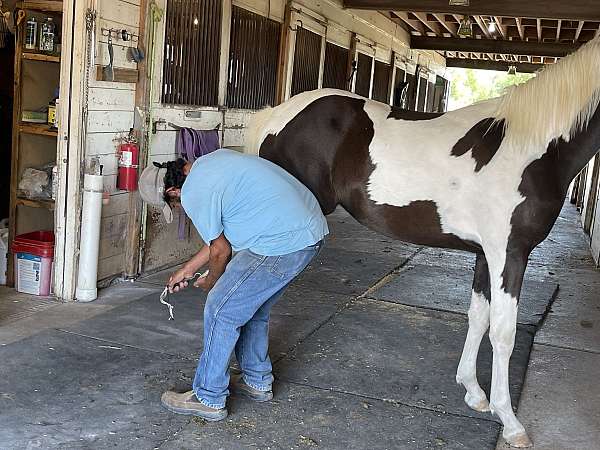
top-left (192, 241), bottom-right (322, 408)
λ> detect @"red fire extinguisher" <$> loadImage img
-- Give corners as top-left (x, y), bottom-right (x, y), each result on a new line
top-left (117, 128), bottom-right (139, 191)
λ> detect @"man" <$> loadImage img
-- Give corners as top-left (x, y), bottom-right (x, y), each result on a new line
top-left (139, 149), bottom-right (328, 421)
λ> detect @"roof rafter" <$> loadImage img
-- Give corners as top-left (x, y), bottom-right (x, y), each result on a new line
top-left (446, 57), bottom-right (543, 73)
top-left (413, 12), bottom-right (441, 36)
top-left (342, 0), bottom-right (600, 22)
top-left (432, 13), bottom-right (457, 36)
top-left (411, 35), bottom-right (579, 57)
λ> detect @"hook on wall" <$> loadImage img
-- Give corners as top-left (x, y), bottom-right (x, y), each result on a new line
top-left (289, 19), bottom-right (303, 32)
top-left (101, 27), bottom-right (139, 43)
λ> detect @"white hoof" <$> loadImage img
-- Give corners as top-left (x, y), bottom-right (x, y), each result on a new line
top-left (504, 432), bottom-right (533, 448)
top-left (464, 392), bottom-right (491, 412)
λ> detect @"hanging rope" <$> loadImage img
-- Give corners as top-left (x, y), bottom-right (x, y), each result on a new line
top-left (159, 270), bottom-right (209, 320)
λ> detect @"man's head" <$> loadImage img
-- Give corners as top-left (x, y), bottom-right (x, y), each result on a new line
top-left (157, 158), bottom-right (188, 202)
top-left (139, 158), bottom-right (192, 223)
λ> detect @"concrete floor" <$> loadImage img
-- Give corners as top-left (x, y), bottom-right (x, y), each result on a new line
top-left (0, 202), bottom-right (598, 449)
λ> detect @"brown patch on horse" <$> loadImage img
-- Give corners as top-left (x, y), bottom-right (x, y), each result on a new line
top-left (259, 94), bottom-right (480, 252)
top-left (387, 107), bottom-right (444, 121)
top-left (451, 118), bottom-right (506, 172)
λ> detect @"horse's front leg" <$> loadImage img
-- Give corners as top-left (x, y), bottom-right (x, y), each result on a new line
top-left (456, 253), bottom-right (491, 412)
top-left (487, 247), bottom-right (532, 448)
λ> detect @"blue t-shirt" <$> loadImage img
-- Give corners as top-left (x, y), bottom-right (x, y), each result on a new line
top-left (181, 149), bottom-right (329, 256)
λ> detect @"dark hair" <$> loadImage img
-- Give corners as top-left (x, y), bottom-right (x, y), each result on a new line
top-left (154, 159), bottom-right (187, 203)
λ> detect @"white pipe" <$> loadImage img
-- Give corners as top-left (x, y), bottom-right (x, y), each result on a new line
top-left (76, 174), bottom-right (103, 302)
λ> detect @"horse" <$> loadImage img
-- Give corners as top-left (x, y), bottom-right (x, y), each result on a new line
top-left (244, 36), bottom-right (600, 447)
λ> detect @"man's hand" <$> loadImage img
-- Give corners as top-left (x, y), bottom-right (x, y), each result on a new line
top-left (168, 267), bottom-right (194, 293)
top-left (193, 275), bottom-right (215, 292)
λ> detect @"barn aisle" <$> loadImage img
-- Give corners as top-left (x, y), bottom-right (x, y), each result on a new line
top-left (0, 201), bottom-right (597, 449)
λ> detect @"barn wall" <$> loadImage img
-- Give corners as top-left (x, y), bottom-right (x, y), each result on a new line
top-left (86, 0), bottom-right (449, 278)
top-left (86, 0), bottom-right (140, 280)
top-left (583, 156), bottom-right (600, 266)
top-left (137, 0), bottom-right (449, 273)
top-left (591, 183), bottom-right (600, 265)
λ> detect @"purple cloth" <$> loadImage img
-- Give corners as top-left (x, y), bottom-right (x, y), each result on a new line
top-left (175, 128), bottom-right (220, 239)
top-left (176, 128), bottom-right (220, 163)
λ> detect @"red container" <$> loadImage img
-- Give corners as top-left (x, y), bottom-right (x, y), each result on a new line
top-left (11, 231), bottom-right (55, 296)
top-left (11, 231), bottom-right (55, 258)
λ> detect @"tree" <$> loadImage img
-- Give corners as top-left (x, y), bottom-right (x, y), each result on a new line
top-left (447, 68), bottom-right (534, 110)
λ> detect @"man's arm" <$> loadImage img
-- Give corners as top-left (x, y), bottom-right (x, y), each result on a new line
top-left (195, 233), bottom-right (232, 291)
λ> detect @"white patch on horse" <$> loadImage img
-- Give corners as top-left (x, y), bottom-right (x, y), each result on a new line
top-left (487, 287), bottom-right (528, 444)
top-left (456, 290), bottom-right (490, 413)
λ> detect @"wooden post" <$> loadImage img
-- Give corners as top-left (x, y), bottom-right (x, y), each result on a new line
top-left (275, 1), bottom-right (292, 105)
top-left (7, 13), bottom-right (24, 287)
top-left (345, 32), bottom-right (357, 91)
top-left (124, 0), bottom-right (150, 278)
top-left (387, 51), bottom-right (396, 105)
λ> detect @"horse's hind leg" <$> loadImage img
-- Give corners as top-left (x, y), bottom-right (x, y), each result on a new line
top-left (487, 247), bottom-right (532, 448)
top-left (456, 253), bottom-right (491, 412)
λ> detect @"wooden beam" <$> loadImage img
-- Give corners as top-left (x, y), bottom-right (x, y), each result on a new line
top-left (275, 1), bottom-right (292, 105)
top-left (473, 15), bottom-right (492, 39)
top-left (575, 21), bottom-right (584, 42)
top-left (433, 13), bottom-right (457, 36)
top-left (126, 0), bottom-right (150, 278)
top-left (411, 36), bottom-right (579, 57)
top-left (445, 58), bottom-right (545, 73)
top-left (515, 18), bottom-right (524, 41)
top-left (414, 12), bottom-right (441, 36)
top-left (394, 11), bottom-right (426, 35)
top-left (346, 32), bottom-right (357, 91)
top-left (341, 0), bottom-right (600, 21)
top-left (494, 16), bottom-right (507, 39)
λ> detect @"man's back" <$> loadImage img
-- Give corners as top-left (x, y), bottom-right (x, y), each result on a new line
top-left (181, 149), bottom-right (328, 255)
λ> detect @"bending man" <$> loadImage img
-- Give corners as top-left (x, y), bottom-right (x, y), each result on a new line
top-left (140, 148), bottom-right (328, 421)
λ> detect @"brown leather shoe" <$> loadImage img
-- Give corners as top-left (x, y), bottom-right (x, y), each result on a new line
top-left (230, 375), bottom-right (273, 402)
top-left (160, 390), bottom-right (227, 421)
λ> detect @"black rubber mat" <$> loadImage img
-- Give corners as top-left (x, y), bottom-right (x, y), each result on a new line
top-left (368, 264), bottom-right (559, 327)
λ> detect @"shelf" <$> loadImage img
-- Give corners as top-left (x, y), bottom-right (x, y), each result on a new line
top-left (17, 1), bottom-right (63, 12)
top-left (16, 197), bottom-right (55, 210)
top-left (22, 52), bottom-right (60, 63)
top-left (19, 123), bottom-right (58, 137)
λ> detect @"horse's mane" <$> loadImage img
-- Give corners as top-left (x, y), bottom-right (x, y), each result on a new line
top-left (496, 35), bottom-right (600, 148)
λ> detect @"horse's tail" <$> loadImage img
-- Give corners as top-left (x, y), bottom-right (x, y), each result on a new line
top-left (244, 107), bottom-right (276, 155)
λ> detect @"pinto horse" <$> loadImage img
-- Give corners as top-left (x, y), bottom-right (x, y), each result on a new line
top-left (245, 37), bottom-right (600, 447)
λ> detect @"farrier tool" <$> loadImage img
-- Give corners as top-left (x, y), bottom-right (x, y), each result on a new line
top-left (159, 269), bottom-right (209, 320)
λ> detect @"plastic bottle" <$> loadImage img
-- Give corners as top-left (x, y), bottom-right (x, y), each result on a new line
top-left (25, 16), bottom-right (37, 50)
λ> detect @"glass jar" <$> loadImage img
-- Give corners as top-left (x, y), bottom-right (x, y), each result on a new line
top-left (39, 17), bottom-right (55, 53)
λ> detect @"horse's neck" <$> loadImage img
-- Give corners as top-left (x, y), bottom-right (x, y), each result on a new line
top-left (556, 105), bottom-right (600, 187)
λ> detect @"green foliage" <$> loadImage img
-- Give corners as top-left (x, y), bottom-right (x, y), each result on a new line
top-left (447, 68), bottom-right (534, 110)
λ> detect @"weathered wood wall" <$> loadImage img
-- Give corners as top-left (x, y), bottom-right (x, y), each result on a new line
top-left (86, 0), bottom-right (140, 280)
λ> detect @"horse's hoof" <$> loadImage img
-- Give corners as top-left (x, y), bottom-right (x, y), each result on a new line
top-left (464, 392), bottom-right (491, 412)
top-left (505, 432), bottom-right (533, 448)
